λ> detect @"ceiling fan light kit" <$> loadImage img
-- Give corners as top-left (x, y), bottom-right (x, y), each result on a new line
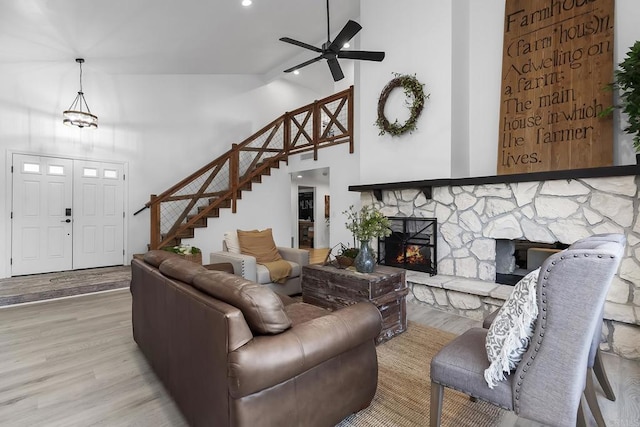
top-left (63, 58), bottom-right (98, 129)
top-left (280, 0), bottom-right (385, 81)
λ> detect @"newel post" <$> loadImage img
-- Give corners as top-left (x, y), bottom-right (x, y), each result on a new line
top-left (230, 144), bottom-right (239, 213)
top-left (284, 112), bottom-right (291, 160)
top-left (313, 99), bottom-right (320, 160)
top-left (149, 194), bottom-right (160, 250)
top-left (348, 85), bottom-right (354, 154)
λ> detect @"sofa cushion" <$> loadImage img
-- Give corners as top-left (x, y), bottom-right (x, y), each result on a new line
top-left (159, 257), bottom-right (208, 284)
top-left (237, 228), bottom-right (282, 263)
top-left (193, 271), bottom-right (292, 335)
top-left (143, 249), bottom-right (180, 267)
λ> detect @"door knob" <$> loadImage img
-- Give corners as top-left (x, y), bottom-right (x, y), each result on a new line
top-left (61, 219), bottom-right (71, 223)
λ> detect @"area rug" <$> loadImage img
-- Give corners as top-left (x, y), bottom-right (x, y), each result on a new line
top-left (337, 322), bottom-right (506, 427)
top-left (0, 266), bottom-right (131, 307)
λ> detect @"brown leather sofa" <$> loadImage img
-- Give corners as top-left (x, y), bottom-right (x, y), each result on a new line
top-left (131, 250), bottom-right (382, 427)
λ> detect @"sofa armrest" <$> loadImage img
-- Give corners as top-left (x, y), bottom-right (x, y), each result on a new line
top-left (277, 247), bottom-right (309, 266)
top-left (227, 302), bottom-right (382, 398)
top-left (203, 262), bottom-right (235, 274)
top-left (209, 251), bottom-right (257, 281)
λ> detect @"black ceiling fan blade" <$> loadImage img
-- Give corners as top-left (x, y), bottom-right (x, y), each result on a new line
top-left (279, 37), bottom-right (322, 53)
top-left (328, 20), bottom-right (362, 52)
top-left (283, 55), bottom-right (323, 73)
top-left (327, 57), bottom-right (344, 81)
top-left (338, 50), bottom-right (386, 61)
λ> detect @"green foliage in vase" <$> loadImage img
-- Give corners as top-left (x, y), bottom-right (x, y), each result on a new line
top-left (162, 244), bottom-right (201, 255)
top-left (343, 205), bottom-right (392, 242)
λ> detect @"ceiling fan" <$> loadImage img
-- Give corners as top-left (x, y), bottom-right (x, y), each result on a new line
top-left (279, 0), bottom-right (385, 81)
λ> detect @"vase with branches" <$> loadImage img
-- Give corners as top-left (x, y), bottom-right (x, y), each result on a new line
top-left (343, 205), bottom-right (391, 273)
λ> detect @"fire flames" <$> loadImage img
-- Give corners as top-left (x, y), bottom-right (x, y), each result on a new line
top-left (396, 245), bottom-right (425, 264)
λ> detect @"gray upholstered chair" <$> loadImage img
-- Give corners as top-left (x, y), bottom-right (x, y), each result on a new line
top-left (429, 235), bottom-right (625, 427)
top-left (482, 307), bottom-right (613, 427)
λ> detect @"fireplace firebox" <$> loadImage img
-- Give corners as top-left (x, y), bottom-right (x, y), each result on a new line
top-left (378, 217), bottom-right (437, 275)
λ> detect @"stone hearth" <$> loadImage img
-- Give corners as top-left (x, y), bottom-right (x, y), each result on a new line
top-left (360, 174), bottom-right (640, 359)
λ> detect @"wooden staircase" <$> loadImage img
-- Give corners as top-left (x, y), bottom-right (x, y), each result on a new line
top-left (146, 87), bottom-right (354, 250)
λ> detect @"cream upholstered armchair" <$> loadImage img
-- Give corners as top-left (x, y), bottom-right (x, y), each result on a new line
top-left (209, 230), bottom-right (309, 296)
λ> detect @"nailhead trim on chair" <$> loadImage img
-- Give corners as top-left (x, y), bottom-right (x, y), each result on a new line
top-left (512, 252), bottom-right (617, 414)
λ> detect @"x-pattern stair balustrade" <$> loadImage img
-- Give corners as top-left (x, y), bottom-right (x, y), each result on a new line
top-left (146, 86), bottom-right (354, 250)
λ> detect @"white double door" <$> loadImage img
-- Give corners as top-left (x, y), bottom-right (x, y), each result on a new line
top-left (11, 154), bottom-right (125, 276)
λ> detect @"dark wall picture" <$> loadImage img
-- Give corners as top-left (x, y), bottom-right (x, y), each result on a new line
top-left (299, 191), bottom-right (314, 221)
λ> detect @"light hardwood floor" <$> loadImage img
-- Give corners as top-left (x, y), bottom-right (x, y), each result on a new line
top-left (0, 289), bottom-right (637, 426)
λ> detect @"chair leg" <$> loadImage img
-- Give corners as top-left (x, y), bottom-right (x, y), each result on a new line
top-left (585, 368), bottom-right (607, 427)
top-left (430, 381), bottom-right (444, 427)
top-left (594, 348), bottom-right (616, 401)
top-left (577, 394), bottom-right (588, 427)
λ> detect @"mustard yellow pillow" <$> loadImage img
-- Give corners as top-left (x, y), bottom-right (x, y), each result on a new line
top-left (237, 228), bottom-right (282, 263)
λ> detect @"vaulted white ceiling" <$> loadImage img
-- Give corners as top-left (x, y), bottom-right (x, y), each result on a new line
top-left (0, 0), bottom-right (360, 77)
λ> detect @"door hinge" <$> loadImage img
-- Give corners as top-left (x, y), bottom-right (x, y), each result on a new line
top-left (123, 249), bottom-right (125, 255)
top-left (10, 258), bottom-right (12, 265)
top-left (123, 174), bottom-right (125, 180)
top-left (10, 212), bottom-right (13, 219)
top-left (123, 212), bottom-right (125, 218)
top-left (11, 166), bottom-right (13, 173)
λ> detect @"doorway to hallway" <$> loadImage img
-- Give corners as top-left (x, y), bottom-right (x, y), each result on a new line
top-left (290, 167), bottom-right (330, 250)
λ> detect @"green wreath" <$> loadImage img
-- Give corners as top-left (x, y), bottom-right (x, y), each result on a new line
top-left (375, 73), bottom-right (429, 137)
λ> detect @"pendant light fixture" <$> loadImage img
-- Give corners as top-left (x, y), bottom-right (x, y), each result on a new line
top-left (63, 58), bottom-right (98, 129)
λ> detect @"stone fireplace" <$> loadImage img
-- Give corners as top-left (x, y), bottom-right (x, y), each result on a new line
top-left (351, 167), bottom-right (640, 359)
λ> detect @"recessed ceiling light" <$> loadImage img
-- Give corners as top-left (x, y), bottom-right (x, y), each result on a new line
top-left (293, 69), bottom-right (300, 75)
top-left (297, 175), bottom-right (303, 179)
top-left (343, 42), bottom-right (350, 49)
top-left (242, 0), bottom-right (252, 7)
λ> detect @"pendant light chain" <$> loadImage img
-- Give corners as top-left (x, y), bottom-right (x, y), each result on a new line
top-left (78, 59), bottom-right (83, 94)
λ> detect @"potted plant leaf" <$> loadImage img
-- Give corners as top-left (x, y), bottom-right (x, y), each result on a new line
top-left (336, 244), bottom-right (359, 268)
top-left (601, 41), bottom-right (640, 162)
top-left (162, 244), bottom-right (202, 264)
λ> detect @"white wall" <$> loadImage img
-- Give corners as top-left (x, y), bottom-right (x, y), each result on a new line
top-left (467, 0), bottom-right (640, 175)
top-left (451, 0), bottom-right (471, 178)
top-left (358, 0), bottom-right (453, 184)
top-left (467, 0), bottom-right (504, 177)
top-left (357, 0), bottom-right (640, 184)
top-left (469, 0), bottom-right (640, 176)
top-left (0, 65), bottom-right (325, 277)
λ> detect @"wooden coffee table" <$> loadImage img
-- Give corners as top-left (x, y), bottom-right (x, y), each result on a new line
top-left (302, 264), bottom-right (408, 344)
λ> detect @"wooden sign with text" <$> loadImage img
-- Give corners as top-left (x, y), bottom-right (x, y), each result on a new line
top-left (497, 0), bottom-right (614, 175)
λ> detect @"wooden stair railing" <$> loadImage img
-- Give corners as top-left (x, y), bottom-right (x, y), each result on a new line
top-left (146, 86), bottom-right (354, 250)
